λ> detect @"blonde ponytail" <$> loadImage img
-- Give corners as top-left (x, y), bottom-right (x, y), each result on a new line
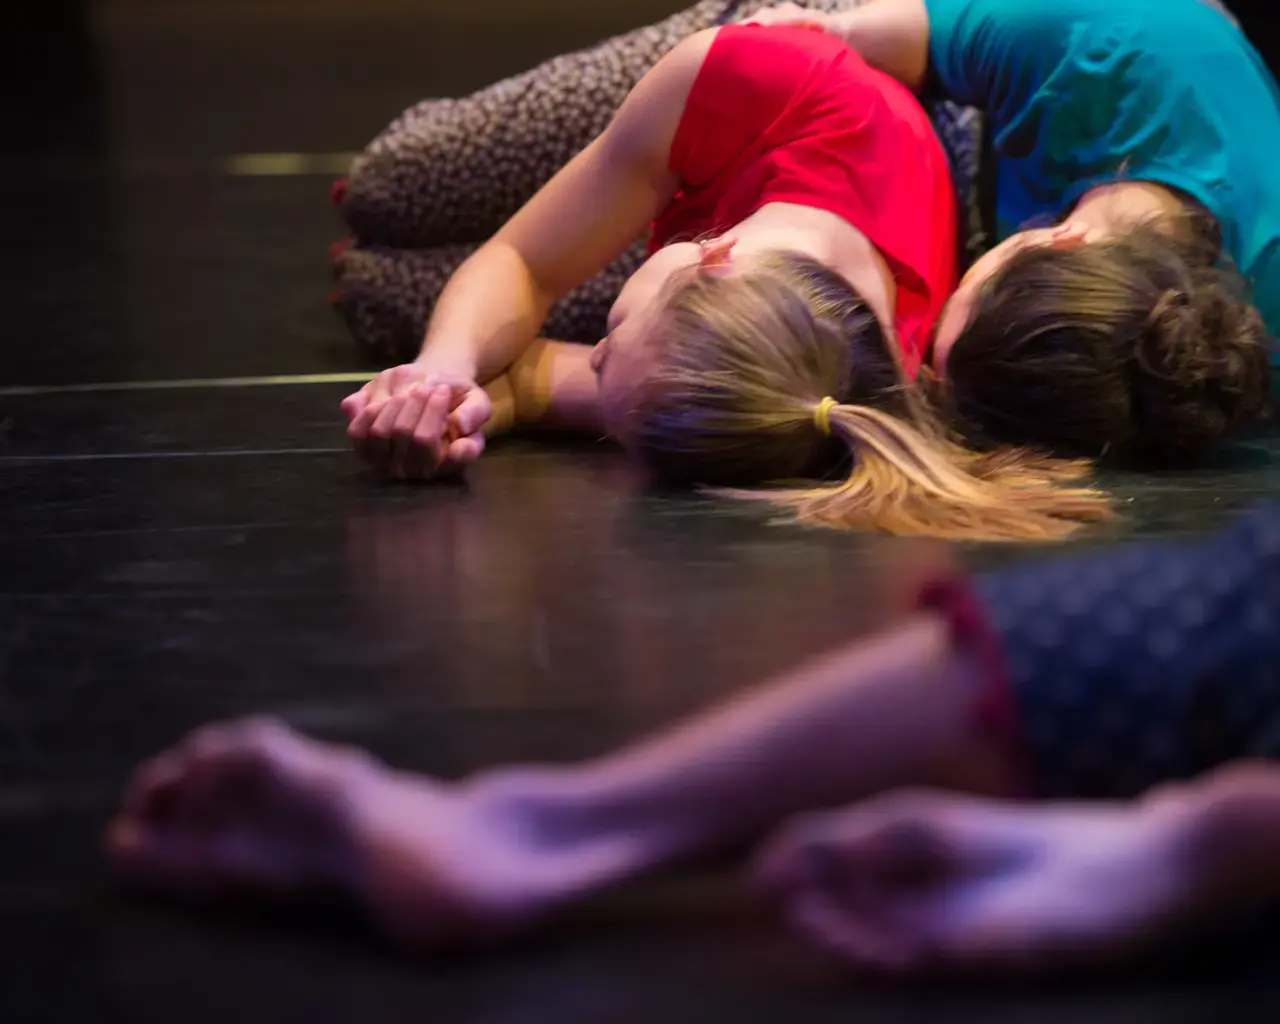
top-left (721, 400), bottom-right (1111, 541)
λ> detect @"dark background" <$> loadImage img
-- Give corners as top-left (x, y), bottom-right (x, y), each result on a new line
top-left (1, 2), bottom-right (1278, 1021)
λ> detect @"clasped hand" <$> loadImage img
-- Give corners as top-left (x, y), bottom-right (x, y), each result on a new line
top-left (341, 363), bottom-right (493, 480)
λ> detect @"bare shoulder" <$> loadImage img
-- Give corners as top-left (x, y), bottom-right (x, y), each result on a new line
top-left (660, 27), bottom-right (721, 76)
top-left (844, 0), bottom-right (931, 91)
top-left (603, 27), bottom-right (721, 165)
top-left (622, 27), bottom-right (720, 113)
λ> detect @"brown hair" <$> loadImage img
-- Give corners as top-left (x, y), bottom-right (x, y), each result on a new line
top-left (936, 222), bottom-right (1274, 462)
top-left (617, 251), bottom-right (1112, 541)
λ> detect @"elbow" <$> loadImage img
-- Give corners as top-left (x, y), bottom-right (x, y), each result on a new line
top-left (477, 238), bottom-right (561, 313)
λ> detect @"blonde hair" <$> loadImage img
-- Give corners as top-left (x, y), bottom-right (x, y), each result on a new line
top-left (620, 251), bottom-right (1112, 542)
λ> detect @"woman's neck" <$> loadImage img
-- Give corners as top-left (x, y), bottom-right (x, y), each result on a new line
top-left (729, 203), bottom-right (898, 337)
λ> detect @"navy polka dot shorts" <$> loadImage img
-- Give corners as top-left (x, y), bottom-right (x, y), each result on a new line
top-left (972, 503), bottom-right (1280, 800)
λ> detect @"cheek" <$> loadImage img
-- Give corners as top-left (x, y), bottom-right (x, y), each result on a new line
top-left (597, 342), bottom-right (657, 439)
top-left (597, 359), bottom-right (635, 426)
top-left (599, 387), bottom-right (638, 449)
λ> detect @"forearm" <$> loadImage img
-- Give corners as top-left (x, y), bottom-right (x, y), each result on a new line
top-left (509, 339), bottom-right (604, 433)
top-left (469, 612), bottom-right (1018, 883)
top-left (481, 373), bottom-right (518, 438)
top-left (417, 242), bottom-right (557, 384)
top-left (834, 0), bottom-right (931, 93)
top-left (481, 341), bottom-right (605, 437)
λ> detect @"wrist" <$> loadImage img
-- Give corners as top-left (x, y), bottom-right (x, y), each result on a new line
top-left (509, 344), bottom-right (553, 424)
top-left (414, 346), bottom-right (478, 383)
top-left (463, 762), bottom-right (684, 877)
top-left (483, 374), bottom-right (518, 436)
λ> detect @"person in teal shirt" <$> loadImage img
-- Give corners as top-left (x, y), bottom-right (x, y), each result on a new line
top-left (750, 0), bottom-right (1276, 461)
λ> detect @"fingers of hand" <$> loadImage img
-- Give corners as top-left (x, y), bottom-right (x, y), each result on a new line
top-left (446, 433), bottom-right (486, 468)
top-left (449, 385), bottom-right (493, 438)
top-left (340, 381), bottom-right (372, 420)
top-left (361, 395), bottom-right (406, 471)
top-left (388, 384), bottom-right (453, 479)
top-left (388, 386), bottom-right (433, 479)
top-left (347, 365), bottom-right (439, 467)
top-left (346, 368), bottom-right (487, 479)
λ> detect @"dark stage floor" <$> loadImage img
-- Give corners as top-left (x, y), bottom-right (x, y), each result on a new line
top-left (3, 2), bottom-right (1280, 1020)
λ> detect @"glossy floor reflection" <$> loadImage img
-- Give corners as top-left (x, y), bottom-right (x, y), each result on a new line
top-left (2, 2), bottom-right (1280, 1021)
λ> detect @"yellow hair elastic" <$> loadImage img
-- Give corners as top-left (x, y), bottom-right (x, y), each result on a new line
top-left (813, 396), bottom-right (839, 437)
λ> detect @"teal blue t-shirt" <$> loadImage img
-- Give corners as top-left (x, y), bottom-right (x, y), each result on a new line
top-left (927, 0), bottom-right (1280, 349)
